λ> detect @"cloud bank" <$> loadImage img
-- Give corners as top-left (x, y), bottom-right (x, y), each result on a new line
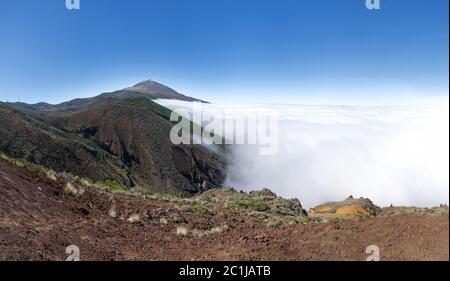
top-left (158, 99), bottom-right (449, 208)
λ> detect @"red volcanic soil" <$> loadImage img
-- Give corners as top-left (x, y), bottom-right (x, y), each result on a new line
top-left (0, 158), bottom-right (448, 261)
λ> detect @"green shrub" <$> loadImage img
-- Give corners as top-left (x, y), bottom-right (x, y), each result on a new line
top-left (265, 218), bottom-right (282, 228)
top-left (96, 180), bottom-right (128, 193)
top-left (230, 198), bottom-right (269, 212)
top-left (193, 203), bottom-right (210, 213)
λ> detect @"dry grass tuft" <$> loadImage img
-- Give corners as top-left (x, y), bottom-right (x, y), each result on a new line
top-left (128, 214), bottom-right (140, 223)
top-left (176, 226), bottom-right (188, 236)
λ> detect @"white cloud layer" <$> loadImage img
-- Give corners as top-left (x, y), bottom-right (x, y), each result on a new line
top-left (158, 99), bottom-right (449, 208)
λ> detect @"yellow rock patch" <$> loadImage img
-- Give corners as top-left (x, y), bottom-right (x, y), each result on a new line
top-left (335, 205), bottom-right (371, 217)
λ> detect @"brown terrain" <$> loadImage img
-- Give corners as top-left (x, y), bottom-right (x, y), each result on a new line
top-left (1, 157), bottom-right (448, 261)
top-left (0, 84), bottom-right (225, 196)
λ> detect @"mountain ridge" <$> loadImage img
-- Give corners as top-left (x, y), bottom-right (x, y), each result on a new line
top-left (0, 80), bottom-right (225, 196)
top-left (7, 79), bottom-right (205, 113)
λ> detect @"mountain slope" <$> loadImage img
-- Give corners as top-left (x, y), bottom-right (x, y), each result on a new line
top-left (11, 80), bottom-right (203, 113)
top-left (36, 96), bottom-right (225, 194)
top-left (0, 103), bottom-right (129, 186)
top-left (0, 83), bottom-right (225, 195)
top-left (1, 157), bottom-right (448, 261)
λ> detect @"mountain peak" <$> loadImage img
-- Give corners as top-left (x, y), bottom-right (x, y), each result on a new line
top-left (124, 79), bottom-right (204, 102)
top-left (131, 79), bottom-right (158, 87)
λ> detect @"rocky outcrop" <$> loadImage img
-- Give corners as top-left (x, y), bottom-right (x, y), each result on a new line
top-left (309, 196), bottom-right (382, 219)
top-left (197, 188), bottom-right (309, 225)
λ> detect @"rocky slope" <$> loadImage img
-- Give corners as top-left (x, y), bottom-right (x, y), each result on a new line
top-left (0, 157), bottom-right (448, 261)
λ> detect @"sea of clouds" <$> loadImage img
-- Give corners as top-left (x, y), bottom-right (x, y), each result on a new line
top-left (158, 99), bottom-right (449, 208)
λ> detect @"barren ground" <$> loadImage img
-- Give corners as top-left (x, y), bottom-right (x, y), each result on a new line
top-left (0, 158), bottom-right (448, 261)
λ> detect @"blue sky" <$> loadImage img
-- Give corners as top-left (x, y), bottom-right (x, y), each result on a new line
top-left (0, 0), bottom-right (448, 104)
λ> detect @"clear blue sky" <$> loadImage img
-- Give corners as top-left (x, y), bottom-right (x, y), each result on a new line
top-left (0, 0), bottom-right (448, 104)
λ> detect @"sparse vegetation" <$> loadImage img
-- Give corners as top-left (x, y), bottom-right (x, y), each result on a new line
top-left (1, 145), bottom-right (449, 261)
top-left (45, 170), bottom-right (58, 181)
top-left (192, 225), bottom-right (229, 237)
top-left (229, 198), bottom-right (269, 212)
top-left (250, 211), bottom-right (271, 219)
top-left (64, 182), bottom-right (84, 196)
top-left (209, 224), bottom-right (229, 234)
top-left (1, 151), bottom-right (313, 230)
top-left (265, 218), bottom-right (283, 228)
top-left (176, 226), bottom-right (188, 236)
top-left (192, 203), bottom-right (211, 213)
top-left (0, 152), bottom-right (58, 181)
top-left (179, 205), bottom-right (194, 212)
top-left (381, 205), bottom-right (449, 217)
top-left (128, 214), bottom-right (141, 223)
top-left (171, 213), bottom-right (186, 224)
top-left (64, 182), bottom-right (77, 195)
top-left (109, 204), bottom-right (117, 218)
top-left (160, 218), bottom-right (168, 226)
top-left (196, 187), bottom-right (308, 227)
top-left (96, 180), bottom-right (128, 193)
